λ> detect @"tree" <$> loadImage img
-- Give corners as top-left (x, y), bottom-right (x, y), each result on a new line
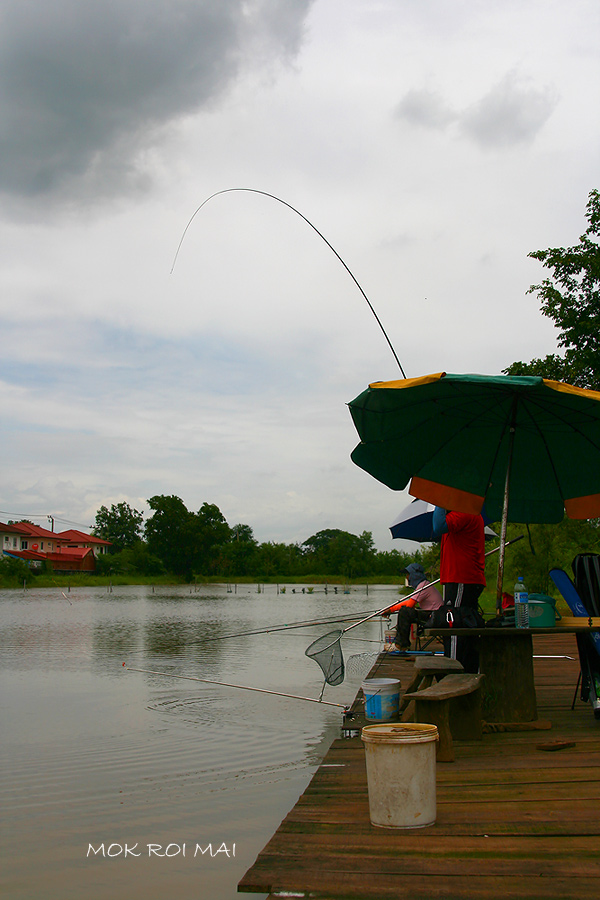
top-left (145, 495), bottom-right (197, 577)
top-left (501, 519), bottom-right (600, 595)
top-left (93, 502), bottom-right (144, 552)
top-left (195, 502), bottom-right (231, 569)
top-left (95, 541), bottom-right (166, 577)
top-left (230, 523), bottom-right (256, 543)
top-left (374, 548), bottom-right (413, 577)
top-left (504, 189), bottom-right (600, 389)
top-left (254, 541), bottom-right (299, 578)
top-left (0, 555), bottom-right (34, 586)
top-left (218, 523), bottom-right (259, 576)
top-left (302, 528), bottom-right (376, 577)
top-left (144, 495), bottom-right (231, 578)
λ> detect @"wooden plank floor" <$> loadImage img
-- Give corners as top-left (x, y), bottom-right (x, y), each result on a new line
top-left (239, 633), bottom-right (600, 899)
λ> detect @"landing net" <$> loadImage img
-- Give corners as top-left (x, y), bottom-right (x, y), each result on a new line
top-left (305, 629), bottom-right (345, 686)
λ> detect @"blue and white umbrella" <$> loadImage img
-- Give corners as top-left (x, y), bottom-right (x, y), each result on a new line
top-left (390, 498), bottom-right (496, 543)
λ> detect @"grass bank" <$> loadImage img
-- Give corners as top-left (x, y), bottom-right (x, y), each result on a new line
top-left (1, 573), bottom-right (570, 617)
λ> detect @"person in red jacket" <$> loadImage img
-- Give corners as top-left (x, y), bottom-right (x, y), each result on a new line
top-left (432, 507), bottom-right (486, 672)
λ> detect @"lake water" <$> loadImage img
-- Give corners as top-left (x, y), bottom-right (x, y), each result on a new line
top-left (0, 583), bottom-right (393, 900)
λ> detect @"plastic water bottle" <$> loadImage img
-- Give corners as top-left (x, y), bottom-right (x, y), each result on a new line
top-left (514, 576), bottom-right (529, 628)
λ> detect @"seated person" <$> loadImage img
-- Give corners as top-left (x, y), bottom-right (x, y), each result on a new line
top-left (386, 563), bottom-right (443, 652)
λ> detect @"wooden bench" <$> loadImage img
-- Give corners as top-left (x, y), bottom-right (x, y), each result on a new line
top-left (399, 656), bottom-right (464, 716)
top-left (403, 673), bottom-right (485, 762)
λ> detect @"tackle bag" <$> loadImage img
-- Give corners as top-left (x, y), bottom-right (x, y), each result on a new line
top-left (430, 604), bottom-right (485, 630)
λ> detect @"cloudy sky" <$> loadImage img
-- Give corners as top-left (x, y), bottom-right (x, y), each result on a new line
top-left (1, 0), bottom-right (598, 550)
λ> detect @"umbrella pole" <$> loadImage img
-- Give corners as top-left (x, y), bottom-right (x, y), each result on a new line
top-left (496, 419), bottom-right (516, 614)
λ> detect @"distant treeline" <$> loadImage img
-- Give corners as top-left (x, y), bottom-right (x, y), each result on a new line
top-left (90, 497), bottom-right (600, 593)
top-left (88, 496), bottom-right (415, 581)
top-left (2, 496), bottom-right (599, 593)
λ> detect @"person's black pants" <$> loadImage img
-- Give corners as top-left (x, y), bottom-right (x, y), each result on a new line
top-left (394, 607), bottom-right (433, 648)
top-left (441, 583), bottom-right (484, 673)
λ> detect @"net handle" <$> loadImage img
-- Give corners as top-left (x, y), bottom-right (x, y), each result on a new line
top-left (342, 580), bottom-right (440, 634)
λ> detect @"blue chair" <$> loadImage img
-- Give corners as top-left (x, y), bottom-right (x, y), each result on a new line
top-left (549, 566), bottom-right (600, 719)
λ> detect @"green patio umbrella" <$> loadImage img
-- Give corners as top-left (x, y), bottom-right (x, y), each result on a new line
top-left (348, 372), bottom-right (600, 608)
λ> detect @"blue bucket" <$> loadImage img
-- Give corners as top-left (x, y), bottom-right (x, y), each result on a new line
top-left (362, 678), bottom-right (400, 721)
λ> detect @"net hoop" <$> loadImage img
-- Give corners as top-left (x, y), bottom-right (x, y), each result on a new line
top-left (305, 629), bottom-right (345, 686)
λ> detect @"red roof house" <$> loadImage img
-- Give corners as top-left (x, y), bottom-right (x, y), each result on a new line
top-left (2, 521), bottom-right (112, 572)
top-left (55, 529), bottom-right (111, 554)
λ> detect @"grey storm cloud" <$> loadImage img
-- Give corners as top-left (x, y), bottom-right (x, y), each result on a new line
top-left (0, 0), bottom-right (313, 199)
top-left (395, 73), bottom-right (558, 149)
top-left (460, 73), bottom-right (558, 149)
top-left (394, 88), bottom-right (457, 131)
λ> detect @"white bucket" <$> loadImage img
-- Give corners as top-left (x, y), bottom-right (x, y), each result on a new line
top-left (384, 628), bottom-right (396, 651)
top-left (361, 723), bottom-right (439, 828)
top-left (362, 677), bottom-right (400, 722)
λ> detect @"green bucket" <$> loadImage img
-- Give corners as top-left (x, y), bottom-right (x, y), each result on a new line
top-left (527, 593), bottom-right (559, 628)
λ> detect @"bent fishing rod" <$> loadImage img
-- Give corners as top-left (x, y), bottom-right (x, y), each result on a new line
top-left (170, 187), bottom-right (406, 377)
top-left (123, 664), bottom-right (347, 710)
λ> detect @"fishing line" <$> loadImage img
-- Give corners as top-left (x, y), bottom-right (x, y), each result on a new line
top-left (305, 535), bottom-right (525, 684)
top-left (123, 664), bottom-right (347, 710)
top-left (193, 611), bottom-right (378, 641)
top-left (170, 187), bottom-right (406, 377)
top-left (122, 612), bottom-right (385, 659)
top-left (121, 610), bottom-right (383, 657)
top-left (123, 613), bottom-right (383, 656)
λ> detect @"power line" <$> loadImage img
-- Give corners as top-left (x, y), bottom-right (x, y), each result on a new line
top-left (49, 516), bottom-right (95, 530)
top-left (0, 510), bottom-right (49, 521)
top-left (0, 511), bottom-right (93, 530)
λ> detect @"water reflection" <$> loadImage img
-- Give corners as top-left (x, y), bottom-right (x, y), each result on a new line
top-left (92, 620), bottom-right (140, 655)
top-left (144, 619), bottom-right (206, 656)
top-left (1, 583), bottom-right (393, 900)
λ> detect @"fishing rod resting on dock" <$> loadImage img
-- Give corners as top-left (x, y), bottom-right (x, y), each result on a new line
top-left (123, 664), bottom-right (348, 710)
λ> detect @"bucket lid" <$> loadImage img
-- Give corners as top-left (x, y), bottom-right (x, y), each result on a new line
top-left (361, 723), bottom-right (439, 744)
top-left (362, 678), bottom-right (400, 688)
top-left (529, 593), bottom-right (557, 606)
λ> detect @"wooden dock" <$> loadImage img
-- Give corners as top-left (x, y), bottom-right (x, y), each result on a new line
top-left (239, 633), bottom-right (600, 899)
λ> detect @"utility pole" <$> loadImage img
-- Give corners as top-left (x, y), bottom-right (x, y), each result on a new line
top-left (47, 515), bottom-right (54, 532)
